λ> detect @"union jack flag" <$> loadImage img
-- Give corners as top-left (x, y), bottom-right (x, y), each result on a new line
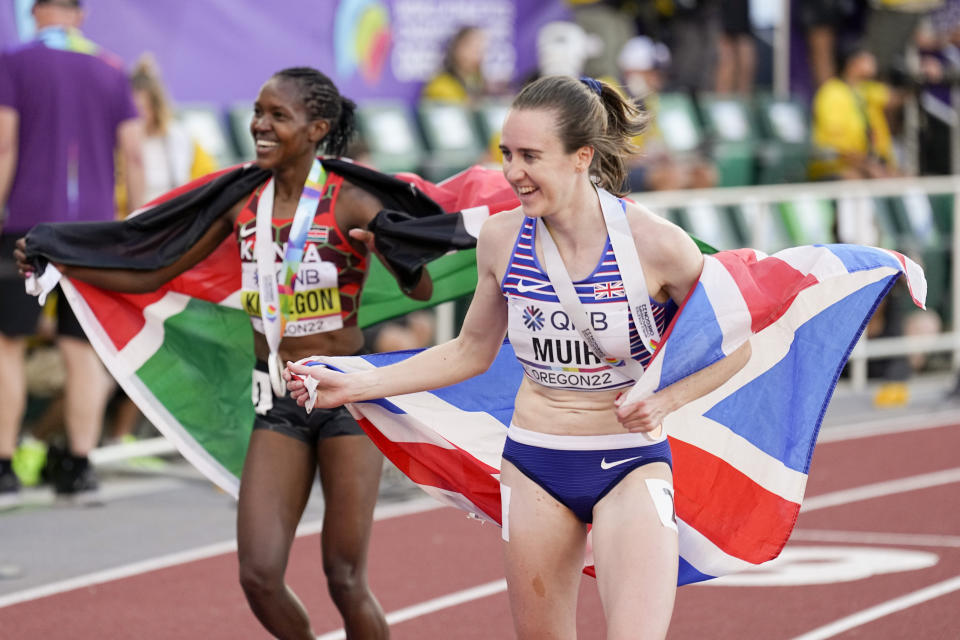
top-left (310, 244), bottom-right (925, 584)
top-left (593, 280), bottom-right (624, 299)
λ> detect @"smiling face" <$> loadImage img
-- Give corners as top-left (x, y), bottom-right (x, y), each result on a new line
top-left (250, 77), bottom-right (329, 171)
top-left (499, 107), bottom-right (593, 218)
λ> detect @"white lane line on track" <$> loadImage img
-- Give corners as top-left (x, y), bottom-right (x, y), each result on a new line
top-left (0, 496), bottom-right (441, 609)
top-left (791, 529), bottom-right (960, 548)
top-left (790, 575), bottom-right (960, 640)
top-left (4, 415), bottom-right (955, 616)
top-left (818, 409), bottom-right (960, 443)
top-left (315, 579), bottom-right (508, 640)
top-left (800, 467), bottom-right (960, 513)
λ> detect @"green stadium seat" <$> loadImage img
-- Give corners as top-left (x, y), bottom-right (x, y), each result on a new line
top-left (354, 101), bottom-right (425, 174)
top-left (886, 190), bottom-right (951, 322)
top-left (227, 103), bottom-right (255, 162)
top-left (776, 196), bottom-right (834, 245)
top-left (834, 195), bottom-right (896, 248)
top-left (888, 188), bottom-right (940, 248)
top-left (475, 98), bottom-right (510, 148)
top-left (654, 92), bottom-right (705, 155)
top-left (675, 200), bottom-right (746, 250)
top-left (754, 96), bottom-right (811, 184)
top-left (729, 203), bottom-right (793, 251)
top-left (928, 193), bottom-right (954, 238)
top-left (177, 103), bottom-right (237, 168)
top-left (697, 94), bottom-right (759, 187)
top-left (417, 101), bottom-right (486, 182)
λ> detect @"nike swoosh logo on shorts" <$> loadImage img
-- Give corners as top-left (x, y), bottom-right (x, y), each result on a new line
top-left (600, 456), bottom-right (642, 470)
top-left (516, 279), bottom-right (549, 294)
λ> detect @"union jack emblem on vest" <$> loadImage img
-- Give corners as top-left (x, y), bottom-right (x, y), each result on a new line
top-left (593, 280), bottom-right (624, 299)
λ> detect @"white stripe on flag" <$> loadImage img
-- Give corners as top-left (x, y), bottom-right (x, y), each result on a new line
top-left (329, 357), bottom-right (509, 472)
top-left (667, 263), bottom-right (899, 503)
top-left (774, 245), bottom-right (849, 282)
top-left (350, 402), bottom-right (462, 449)
top-left (881, 248), bottom-right (928, 309)
top-left (58, 281), bottom-right (241, 497)
top-left (218, 289), bottom-right (244, 309)
top-left (699, 256), bottom-right (753, 356)
top-left (460, 205), bottom-right (490, 240)
top-left (668, 413), bottom-right (808, 504)
top-left (678, 518), bottom-right (757, 578)
top-left (117, 292), bottom-right (191, 373)
top-left (417, 486), bottom-right (501, 525)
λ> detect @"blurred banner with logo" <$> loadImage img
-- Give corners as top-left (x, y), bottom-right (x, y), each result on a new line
top-left (1, 0), bottom-right (568, 104)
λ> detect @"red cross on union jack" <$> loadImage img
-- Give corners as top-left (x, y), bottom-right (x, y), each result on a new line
top-left (593, 281), bottom-right (624, 299)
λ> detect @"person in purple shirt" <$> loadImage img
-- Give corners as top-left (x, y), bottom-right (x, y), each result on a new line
top-left (0, 0), bottom-right (144, 506)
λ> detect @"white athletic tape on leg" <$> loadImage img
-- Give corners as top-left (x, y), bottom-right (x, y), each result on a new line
top-left (645, 478), bottom-right (678, 532)
top-left (500, 483), bottom-right (512, 542)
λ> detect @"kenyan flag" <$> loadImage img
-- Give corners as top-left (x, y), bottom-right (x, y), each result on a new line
top-left (31, 162), bottom-right (519, 495)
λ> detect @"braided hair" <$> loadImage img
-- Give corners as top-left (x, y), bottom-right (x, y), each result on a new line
top-left (272, 67), bottom-right (357, 156)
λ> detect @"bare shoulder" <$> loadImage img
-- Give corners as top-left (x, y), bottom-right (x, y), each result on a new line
top-left (478, 207), bottom-right (524, 244)
top-left (476, 208), bottom-right (524, 278)
top-left (336, 177), bottom-right (384, 229)
top-left (623, 199), bottom-right (703, 301)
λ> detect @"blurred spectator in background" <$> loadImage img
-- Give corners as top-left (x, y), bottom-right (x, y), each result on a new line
top-left (663, 0), bottom-right (718, 93)
top-left (421, 26), bottom-right (492, 107)
top-left (864, 0), bottom-right (945, 81)
top-left (798, 0), bottom-right (863, 88)
top-left (420, 26), bottom-right (504, 171)
top-left (104, 53), bottom-right (218, 445)
top-left (530, 20), bottom-right (601, 83)
top-left (565, 0), bottom-right (636, 82)
top-left (809, 43), bottom-right (899, 180)
top-left (913, 4), bottom-right (960, 175)
top-left (618, 36), bottom-right (717, 192)
top-left (0, 0), bottom-right (144, 506)
top-left (129, 53), bottom-right (216, 203)
top-left (715, 0), bottom-right (756, 95)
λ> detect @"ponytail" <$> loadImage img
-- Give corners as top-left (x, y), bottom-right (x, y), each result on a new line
top-left (512, 75), bottom-right (646, 196)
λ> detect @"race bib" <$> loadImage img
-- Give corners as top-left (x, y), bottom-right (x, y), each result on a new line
top-left (242, 261), bottom-right (343, 335)
top-left (508, 298), bottom-right (634, 390)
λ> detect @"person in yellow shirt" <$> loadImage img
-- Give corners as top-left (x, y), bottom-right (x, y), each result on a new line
top-left (421, 26), bottom-right (489, 106)
top-left (809, 44), bottom-right (899, 180)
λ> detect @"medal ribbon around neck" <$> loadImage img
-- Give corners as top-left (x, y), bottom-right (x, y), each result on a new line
top-left (255, 157), bottom-right (327, 396)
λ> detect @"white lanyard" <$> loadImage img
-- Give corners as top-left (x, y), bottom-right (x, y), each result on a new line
top-left (536, 188), bottom-right (661, 382)
top-left (255, 158), bottom-right (326, 396)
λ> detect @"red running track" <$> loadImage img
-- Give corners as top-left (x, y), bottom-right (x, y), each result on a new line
top-left (1, 420), bottom-right (958, 639)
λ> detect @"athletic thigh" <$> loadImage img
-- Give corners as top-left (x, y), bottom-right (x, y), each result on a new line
top-left (316, 434), bottom-right (383, 570)
top-left (591, 462), bottom-right (678, 640)
top-left (237, 429), bottom-right (317, 571)
top-left (500, 459), bottom-right (586, 640)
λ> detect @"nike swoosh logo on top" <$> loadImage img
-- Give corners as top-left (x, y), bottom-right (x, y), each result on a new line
top-left (240, 225), bottom-right (257, 238)
top-left (600, 456), bottom-right (642, 470)
top-left (516, 279), bottom-right (549, 294)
